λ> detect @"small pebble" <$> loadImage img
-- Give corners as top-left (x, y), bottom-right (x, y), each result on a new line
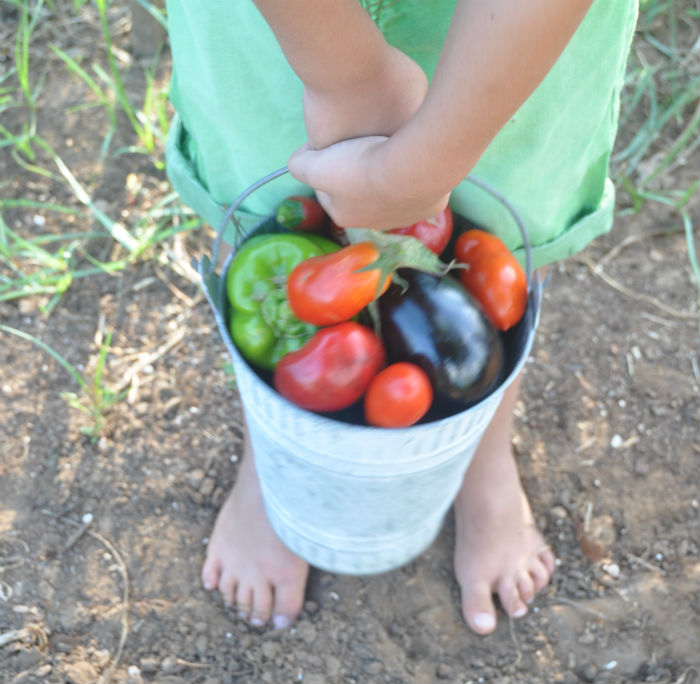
top-left (200, 477), bottom-right (216, 497)
top-left (365, 661), bottom-right (383, 675)
top-left (436, 663), bottom-right (453, 679)
top-left (603, 563), bottom-right (620, 578)
top-left (261, 641), bottom-right (279, 660)
top-left (295, 621), bottom-right (317, 644)
top-left (550, 505), bottom-right (568, 520)
top-left (35, 664), bottom-right (52, 677)
top-left (303, 600), bottom-right (319, 615)
top-left (195, 635), bottom-right (208, 654)
top-left (187, 468), bottom-right (205, 489)
top-left (161, 656), bottom-right (184, 674)
top-left (139, 657), bottom-right (159, 674)
top-left (581, 663), bottom-right (598, 682)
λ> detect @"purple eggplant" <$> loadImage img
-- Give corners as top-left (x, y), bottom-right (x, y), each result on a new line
top-left (376, 270), bottom-right (503, 408)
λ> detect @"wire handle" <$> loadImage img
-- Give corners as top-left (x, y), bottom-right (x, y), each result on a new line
top-left (209, 166), bottom-right (289, 275)
top-left (209, 167), bottom-right (534, 288)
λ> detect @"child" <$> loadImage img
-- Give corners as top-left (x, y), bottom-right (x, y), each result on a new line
top-left (164, 0), bottom-right (638, 634)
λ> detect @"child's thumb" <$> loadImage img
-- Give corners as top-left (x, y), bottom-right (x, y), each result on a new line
top-left (287, 143), bottom-right (324, 189)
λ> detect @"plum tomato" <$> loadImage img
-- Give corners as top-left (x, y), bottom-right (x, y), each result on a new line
top-left (364, 362), bottom-right (433, 428)
top-left (273, 321), bottom-right (386, 413)
top-left (454, 229), bottom-right (527, 331)
top-left (287, 242), bottom-right (391, 326)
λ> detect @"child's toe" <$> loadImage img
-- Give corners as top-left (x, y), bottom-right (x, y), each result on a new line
top-left (516, 569), bottom-right (535, 605)
top-left (271, 578), bottom-right (305, 630)
top-left (201, 555), bottom-right (221, 592)
top-left (217, 569), bottom-right (237, 606)
top-left (234, 583), bottom-right (252, 618)
top-left (539, 545), bottom-right (557, 576)
top-left (498, 577), bottom-right (527, 619)
top-left (249, 581), bottom-right (274, 627)
top-left (528, 554), bottom-right (552, 592)
top-left (460, 580), bottom-right (497, 634)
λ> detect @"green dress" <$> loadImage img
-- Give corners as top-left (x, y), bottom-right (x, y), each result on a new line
top-left (164, 0), bottom-right (638, 268)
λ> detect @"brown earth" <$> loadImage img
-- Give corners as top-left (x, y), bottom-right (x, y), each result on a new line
top-left (1, 3), bottom-right (699, 684)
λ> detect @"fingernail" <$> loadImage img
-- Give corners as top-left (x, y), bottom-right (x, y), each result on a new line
top-left (513, 605), bottom-right (528, 618)
top-left (250, 616), bottom-right (266, 628)
top-left (203, 581), bottom-right (213, 590)
top-left (237, 610), bottom-right (248, 619)
top-left (473, 613), bottom-right (496, 632)
top-left (272, 614), bottom-right (292, 630)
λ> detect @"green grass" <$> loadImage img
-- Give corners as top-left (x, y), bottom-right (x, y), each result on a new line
top-left (612, 0), bottom-right (700, 299)
top-left (0, 0), bottom-right (197, 426)
top-left (0, 323), bottom-right (127, 441)
top-left (0, 0), bottom-right (198, 315)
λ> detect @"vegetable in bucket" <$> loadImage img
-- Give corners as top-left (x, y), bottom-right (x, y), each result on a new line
top-left (226, 233), bottom-right (335, 370)
top-left (217, 171), bottom-right (533, 428)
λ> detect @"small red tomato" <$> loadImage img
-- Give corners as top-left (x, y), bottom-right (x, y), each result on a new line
top-left (388, 206), bottom-right (453, 255)
top-left (276, 195), bottom-right (328, 231)
top-left (287, 242), bottom-right (391, 326)
top-left (454, 229), bottom-right (527, 331)
top-left (274, 322), bottom-right (386, 412)
top-left (329, 220), bottom-right (350, 246)
top-left (364, 362), bottom-right (433, 428)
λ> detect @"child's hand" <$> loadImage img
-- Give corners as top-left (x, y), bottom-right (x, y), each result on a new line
top-left (288, 136), bottom-right (450, 231)
top-left (303, 46), bottom-right (428, 151)
top-left (293, 46), bottom-right (443, 231)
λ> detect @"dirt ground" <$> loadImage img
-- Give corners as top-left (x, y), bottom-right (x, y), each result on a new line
top-left (1, 3), bottom-right (699, 684)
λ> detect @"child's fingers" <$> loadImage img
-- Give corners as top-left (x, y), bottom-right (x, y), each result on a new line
top-left (287, 135), bottom-right (387, 192)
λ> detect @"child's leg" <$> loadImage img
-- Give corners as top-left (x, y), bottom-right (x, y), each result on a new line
top-left (201, 431), bottom-right (309, 630)
top-left (454, 374), bottom-right (556, 634)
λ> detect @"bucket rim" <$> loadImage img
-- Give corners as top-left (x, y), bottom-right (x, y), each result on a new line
top-left (209, 241), bottom-right (541, 436)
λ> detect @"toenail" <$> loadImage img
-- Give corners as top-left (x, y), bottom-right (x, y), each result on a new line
top-left (473, 613), bottom-right (496, 632)
top-left (203, 581), bottom-right (214, 590)
top-left (272, 614), bottom-right (292, 630)
top-left (513, 605), bottom-right (528, 618)
top-left (250, 616), bottom-right (266, 628)
top-left (237, 609), bottom-right (248, 619)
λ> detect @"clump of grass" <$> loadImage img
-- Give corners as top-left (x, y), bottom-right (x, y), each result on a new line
top-left (0, 323), bottom-right (127, 441)
top-left (0, 0), bottom-right (200, 313)
top-left (613, 0), bottom-right (700, 301)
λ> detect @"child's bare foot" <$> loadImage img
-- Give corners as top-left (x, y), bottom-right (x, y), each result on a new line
top-left (201, 436), bottom-right (309, 629)
top-left (453, 377), bottom-right (556, 634)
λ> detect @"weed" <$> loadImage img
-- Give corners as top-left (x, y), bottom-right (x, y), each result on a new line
top-left (0, 323), bottom-right (127, 441)
top-left (613, 0), bottom-right (700, 305)
top-left (1, 0), bottom-right (199, 311)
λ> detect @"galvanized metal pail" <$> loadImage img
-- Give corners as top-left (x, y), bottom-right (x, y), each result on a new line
top-left (198, 168), bottom-right (541, 575)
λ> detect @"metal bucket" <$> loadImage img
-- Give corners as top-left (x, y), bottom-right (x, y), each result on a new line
top-left (197, 168), bottom-right (541, 575)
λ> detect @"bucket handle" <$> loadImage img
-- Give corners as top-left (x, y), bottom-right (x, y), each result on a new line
top-left (208, 166), bottom-right (534, 289)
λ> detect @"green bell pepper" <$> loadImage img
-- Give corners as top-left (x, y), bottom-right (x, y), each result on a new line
top-left (226, 233), bottom-right (337, 370)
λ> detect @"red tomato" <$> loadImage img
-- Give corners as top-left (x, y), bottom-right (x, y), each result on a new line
top-left (274, 322), bottom-right (386, 412)
top-left (364, 362), bottom-right (433, 428)
top-left (287, 242), bottom-right (391, 326)
top-left (388, 206), bottom-right (453, 255)
top-left (454, 229), bottom-right (527, 331)
top-left (329, 220), bottom-right (350, 246)
top-left (276, 195), bottom-right (328, 231)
